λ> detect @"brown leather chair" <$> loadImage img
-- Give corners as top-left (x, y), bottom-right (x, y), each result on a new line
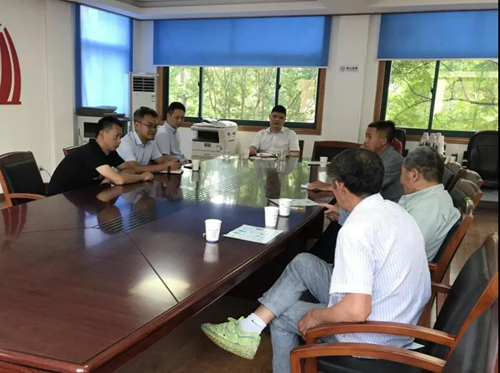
top-left (291, 233), bottom-right (498, 373)
top-left (292, 297), bottom-right (498, 373)
top-left (311, 141), bottom-right (360, 161)
top-left (0, 152), bottom-right (46, 207)
top-left (450, 178), bottom-right (483, 211)
top-left (462, 169), bottom-right (484, 188)
top-left (63, 144), bottom-right (86, 157)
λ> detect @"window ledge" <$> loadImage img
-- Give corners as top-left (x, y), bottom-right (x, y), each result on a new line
top-left (407, 134), bottom-right (470, 145)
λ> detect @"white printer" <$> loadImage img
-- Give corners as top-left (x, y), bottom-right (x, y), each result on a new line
top-left (191, 119), bottom-right (238, 158)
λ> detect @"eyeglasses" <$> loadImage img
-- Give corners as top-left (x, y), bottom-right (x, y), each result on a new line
top-left (137, 121), bottom-right (159, 131)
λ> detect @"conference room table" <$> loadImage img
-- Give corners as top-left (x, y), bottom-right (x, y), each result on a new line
top-left (0, 156), bottom-right (333, 372)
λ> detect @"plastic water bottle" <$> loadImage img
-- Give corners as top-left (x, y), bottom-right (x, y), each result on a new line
top-left (429, 133), bottom-right (437, 149)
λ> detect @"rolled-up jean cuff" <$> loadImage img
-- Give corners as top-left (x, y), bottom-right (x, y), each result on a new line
top-left (257, 296), bottom-right (282, 319)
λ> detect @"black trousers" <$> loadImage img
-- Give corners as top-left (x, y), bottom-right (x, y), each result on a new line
top-left (308, 220), bottom-right (342, 265)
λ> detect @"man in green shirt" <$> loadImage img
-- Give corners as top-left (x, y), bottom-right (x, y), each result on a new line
top-left (398, 146), bottom-right (461, 261)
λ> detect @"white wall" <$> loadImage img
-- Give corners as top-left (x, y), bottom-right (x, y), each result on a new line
top-left (0, 0), bottom-right (75, 180)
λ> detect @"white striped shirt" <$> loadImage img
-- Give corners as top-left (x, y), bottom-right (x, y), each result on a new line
top-left (329, 193), bottom-right (431, 348)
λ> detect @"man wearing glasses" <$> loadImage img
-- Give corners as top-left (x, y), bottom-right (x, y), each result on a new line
top-left (117, 106), bottom-right (181, 173)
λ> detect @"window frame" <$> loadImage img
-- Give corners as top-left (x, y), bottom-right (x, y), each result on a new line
top-left (377, 60), bottom-right (498, 139)
top-left (157, 66), bottom-right (325, 135)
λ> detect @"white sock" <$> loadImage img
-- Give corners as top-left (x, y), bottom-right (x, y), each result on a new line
top-left (239, 313), bottom-right (267, 335)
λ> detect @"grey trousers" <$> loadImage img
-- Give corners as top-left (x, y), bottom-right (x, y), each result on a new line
top-left (258, 253), bottom-right (335, 373)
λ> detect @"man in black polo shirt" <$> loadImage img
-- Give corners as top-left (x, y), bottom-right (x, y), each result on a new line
top-left (47, 117), bottom-right (154, 196)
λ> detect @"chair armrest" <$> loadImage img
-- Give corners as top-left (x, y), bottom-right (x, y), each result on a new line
top-left (290, 342), bottom-right (446, 373)
top-left (9, 193), bottom-right (46, 201)
top-left (305, 321), bottom-right (455, 347)
top-left (428, 263), bottom-right (437, 272)
top-left (432, 283), bottom-right (451, 295)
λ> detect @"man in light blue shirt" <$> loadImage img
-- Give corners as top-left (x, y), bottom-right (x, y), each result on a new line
top-left (398, 146), bottom-right (461, 261)
top-left (156, 102), bottom-right (188, 163)
top-left (117, 106), bottom-right (181, 173)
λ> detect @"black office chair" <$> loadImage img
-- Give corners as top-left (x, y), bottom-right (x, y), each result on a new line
top-left (0, 152), bottom-right (47, 207)
top-left (394, 128), bottom-right (407, 156)
top-left (466, 131), bottom-right (498, 189)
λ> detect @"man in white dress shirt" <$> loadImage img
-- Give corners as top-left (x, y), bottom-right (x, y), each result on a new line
top-left (249, 105), bottom-right (300, 157)
top-left (117, 106), bottom-right (181, 173)
top-left (201, 148), bottom-right (430, 373)
top-left (155, 102), bottom-right (189, 163)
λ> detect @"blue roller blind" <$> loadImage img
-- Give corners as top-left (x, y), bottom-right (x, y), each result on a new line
top-left (154, 16), bottom-right (331, 67)
top-left (76, 5), bottom-right (132, 114)
top-left (378, 10), bottom-right (498, 60)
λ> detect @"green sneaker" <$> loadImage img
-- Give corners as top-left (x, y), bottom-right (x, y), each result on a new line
top-left (201, 317), bottom-right (261, 360)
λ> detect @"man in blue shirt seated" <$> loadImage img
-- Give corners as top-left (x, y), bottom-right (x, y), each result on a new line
top-left (117, 106), bottom-right (181, 173)
top-left (155, 102), bottom-right (189, 163)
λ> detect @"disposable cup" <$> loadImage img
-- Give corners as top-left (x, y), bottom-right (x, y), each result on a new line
top-left (279, 198), bottom-right (292, 217)
top-left (264, 206), bottom-right (279, 227)
top-left (320, 156), bottom-right (328, 167)
top-left (205, 219), bottom-right (222, 243)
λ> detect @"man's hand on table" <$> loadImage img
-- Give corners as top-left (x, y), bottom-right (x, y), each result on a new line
top-left (308, 180), bottom-right (334, 192)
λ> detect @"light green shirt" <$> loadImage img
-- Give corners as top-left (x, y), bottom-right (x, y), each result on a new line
top-left (398, 184), bottom-right (461, 262)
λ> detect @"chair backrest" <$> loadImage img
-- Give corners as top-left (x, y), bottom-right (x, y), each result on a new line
top-left (443, 299), bottom-right (498, 373)
top-left (394, 128), bottom-right (406, 153)
top-left (463, 169), bottom-right (484, 188)
top-left (0, 152), bottom-right (46, 206)
top-left (298, 140), bottom-right (305, 162)
top-left (311, 141), bottom-right (360, 161)
top-left (466, 130), bottom-right (498, 182)
top-left (63, 144), bottom-right (85, 157)
top-left (446, 161), bottom-right (463, 174)
top-left (428, 234), bottom-right (498, 359)
top-left (450, 178), bottom-right (483, 210)
top-left (442, 166), bottom-right (455, 190)
top-left (431, 198), bottom-right (474, 282)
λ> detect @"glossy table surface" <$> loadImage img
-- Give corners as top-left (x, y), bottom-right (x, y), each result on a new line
top-left (0, 157), bottom-right (333, 372)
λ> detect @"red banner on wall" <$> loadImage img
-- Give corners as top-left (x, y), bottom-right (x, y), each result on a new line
top-left (0, 23), bottom-right (22, 105)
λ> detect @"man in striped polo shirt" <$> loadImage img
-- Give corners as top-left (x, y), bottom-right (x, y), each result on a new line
top-left (201, 148), bottom-right (431, 373)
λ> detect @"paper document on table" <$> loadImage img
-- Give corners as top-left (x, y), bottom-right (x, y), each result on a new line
top-left (269, 198), bottom-right (318, 207)
top-left (223, 225), bottom-right (283, 244)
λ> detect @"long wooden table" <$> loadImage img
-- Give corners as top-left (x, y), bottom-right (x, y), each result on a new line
top-left (0, 157), bottom-right (331, 372)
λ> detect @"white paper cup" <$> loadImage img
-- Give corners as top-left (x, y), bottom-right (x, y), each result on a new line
top-left (242, 149), bottom-right (250, 159)
top-left (264, 206), bottom-right (279, 227)
top-left (205, 219), bottom-right (222, 243)
top-left (192, 159), bottom-right (201, 171)
top-left (203, 242), bottom-right (219, 263)
top-left (320, 156), bottom-right (328, 167)
top-left (279, 198), bottom-right (292, 217)
top-left (318, 171), bottom-right (328, 183)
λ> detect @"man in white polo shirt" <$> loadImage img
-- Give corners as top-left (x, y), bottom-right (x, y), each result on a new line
top-left (249, 105), bottom-right (300, 157)
top-left (201, 148), bottom-right (430, 373)
top-left (117, 106), bottom-right (181, 173)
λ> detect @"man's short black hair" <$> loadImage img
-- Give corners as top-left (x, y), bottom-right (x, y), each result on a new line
top-left (133, 106), bottom-right (159, 123)
top-left (404, 146), bottom-right (444, 183)
top-left (368, 120), bottom-right (396, 143)
top-left (95, 116), bottom-right (123, 138)
top-left (327, 148), bottom-right (385, 198)
top-left (271, 105), bottom-right (287, 116)
top-left (167, 102), bottom-right (186, 115)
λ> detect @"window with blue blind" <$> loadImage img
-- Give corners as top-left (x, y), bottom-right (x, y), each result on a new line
top-left (76, 5), bottom-right (133, 115)
top-left (153, 16), bottom-right (331, 67)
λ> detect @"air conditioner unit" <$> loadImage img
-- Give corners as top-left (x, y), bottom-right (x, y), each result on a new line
top-left (130, 73), bottom-right (157, 117)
